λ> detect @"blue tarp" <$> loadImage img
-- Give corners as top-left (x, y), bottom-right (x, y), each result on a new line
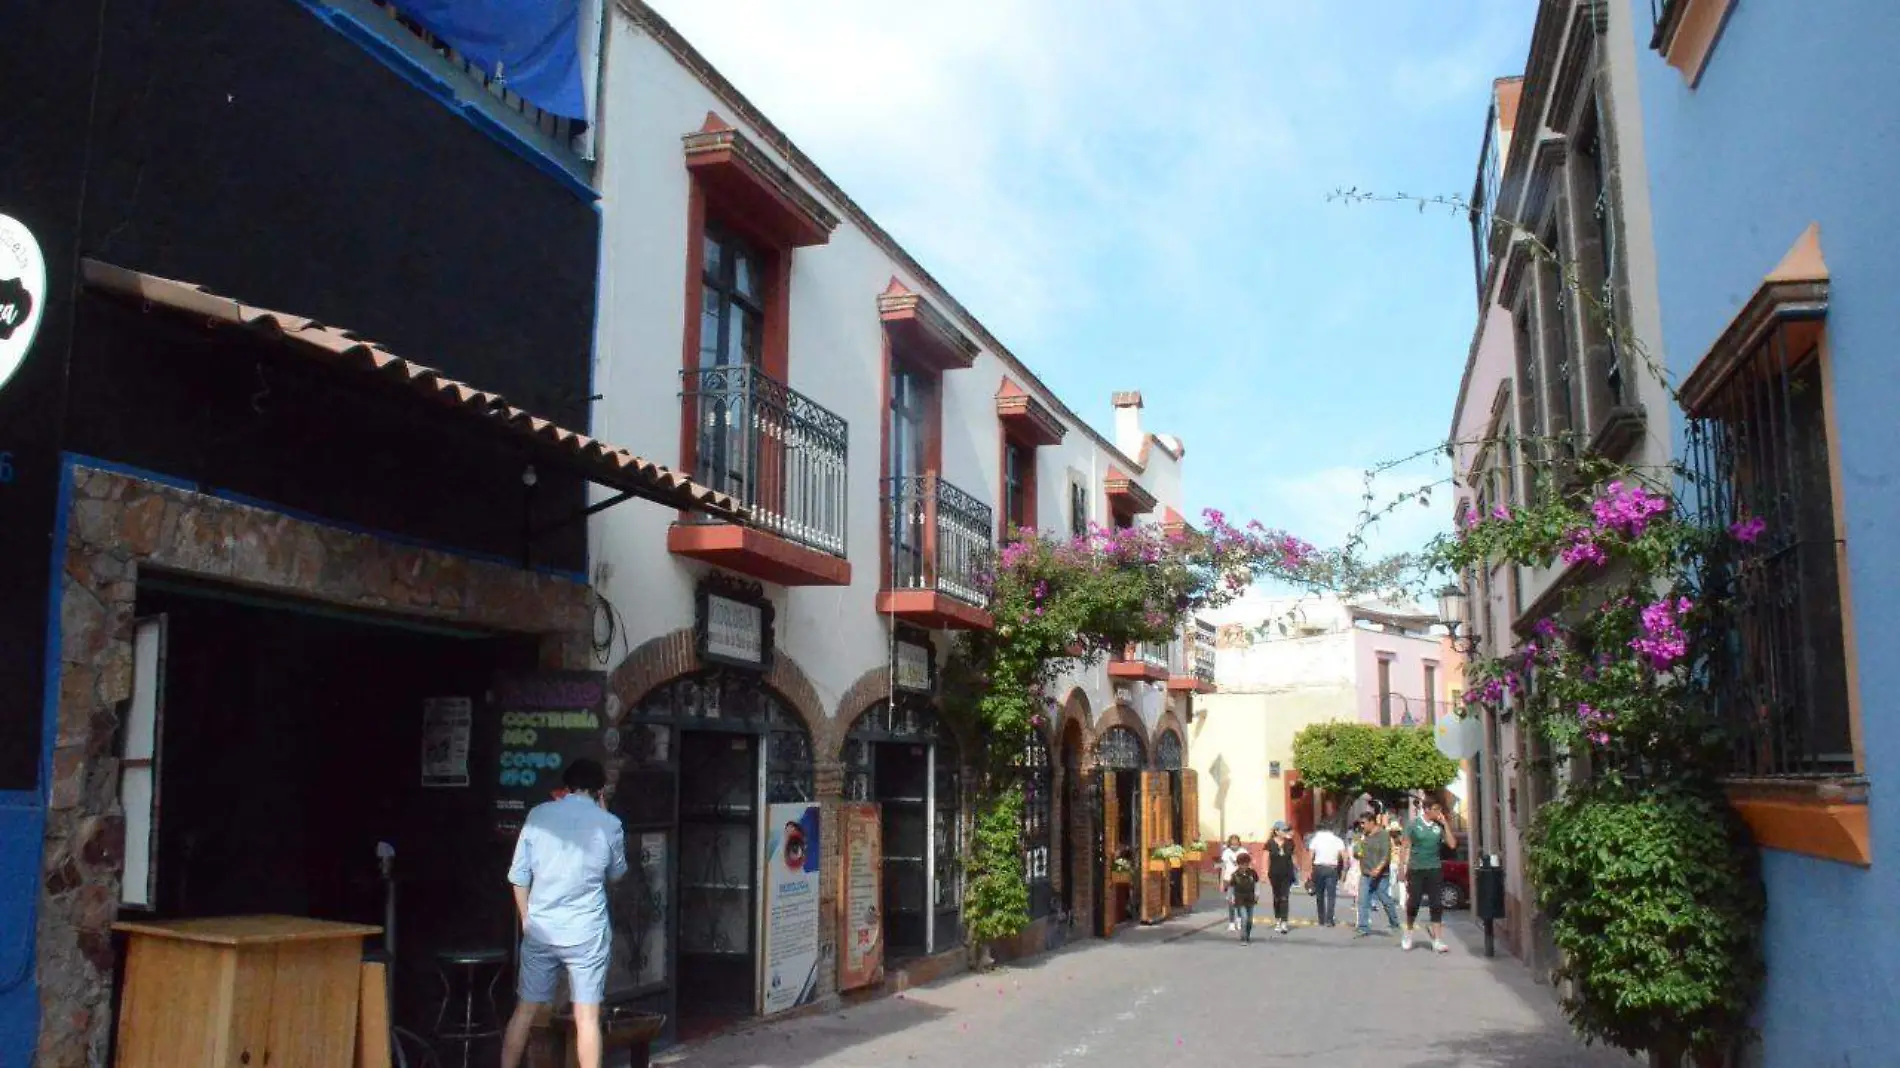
top-left (397, 0), bottom-right (585, 119)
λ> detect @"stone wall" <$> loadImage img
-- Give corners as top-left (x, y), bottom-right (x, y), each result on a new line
top-left (36, 466), bottom-right (595, 1068)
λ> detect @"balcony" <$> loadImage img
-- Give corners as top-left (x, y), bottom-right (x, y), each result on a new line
top-left (668, 366), bottom-right (851, 586)
top-left (1110, 641), bottom-right (1170, 683)
top-left (878, 475), bottom-right (994, 630)
top-left (1169, 620), bottom-right (1217, 694)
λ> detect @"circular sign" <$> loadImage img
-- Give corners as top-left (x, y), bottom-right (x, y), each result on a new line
top-left (0, 213), bottom-right (47, 395)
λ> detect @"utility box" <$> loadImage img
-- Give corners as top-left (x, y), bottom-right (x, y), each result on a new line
top-left (1475, 855), bottom-right (1506, 921)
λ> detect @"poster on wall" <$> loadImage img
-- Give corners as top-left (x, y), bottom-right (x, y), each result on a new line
top-left (760, 802), bottom-right (823, 1016)
top-left (420, 696), bottom-right (472, 787)
top-left (838, 802), bottom-right (883, 990)
top-left (491, 672), bottom-right (609, 838)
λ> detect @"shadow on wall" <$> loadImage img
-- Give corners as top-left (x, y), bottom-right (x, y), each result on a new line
top-left (1209, 754), bottom-right (1229, 843)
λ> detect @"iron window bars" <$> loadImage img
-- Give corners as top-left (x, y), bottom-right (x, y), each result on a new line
top-left (1684, 333), bottom-right (1853, 777)
top-left (685, 364), bottom-right (849, 558)
top-left (884, 474), bottom-right (994, 608)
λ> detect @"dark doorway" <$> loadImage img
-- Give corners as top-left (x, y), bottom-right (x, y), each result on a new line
top-left (675, 730), bottom-right (760, 1031)
top-left (134, 578), bottom-right (538, 1047)
top-left (874, 743), bottom-right (929, 957)
top-left (843, 697), bottom-right (960, 961)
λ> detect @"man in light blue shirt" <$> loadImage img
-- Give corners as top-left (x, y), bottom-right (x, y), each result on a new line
top-left (500, 759), bottom-right (628, 1068)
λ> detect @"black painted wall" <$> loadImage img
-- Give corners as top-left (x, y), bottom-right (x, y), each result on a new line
top-left (0, 0), bottom-right (601, 789)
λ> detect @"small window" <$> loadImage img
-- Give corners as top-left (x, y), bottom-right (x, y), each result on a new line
top-left (1377, 655), bottom-right (1394, 727)
top-left (1069, 480), bottom-right (1088, 539)
top-left (1424, 663), bottom-right (1438, 727)
top-left (1002, 440), bottom-right (1034, 536)
top-left (700, 225), bottom-right (766, 369)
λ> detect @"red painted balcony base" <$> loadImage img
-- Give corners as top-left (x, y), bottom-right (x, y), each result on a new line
top-left (1108, 660), bottom-right (1168, 682)
top-left (668, 522), bottom-right (851, 586)
top-left (876, 590), bottom-right (993, 630)
top-left (1168, 676), bottom-right (1216, 694)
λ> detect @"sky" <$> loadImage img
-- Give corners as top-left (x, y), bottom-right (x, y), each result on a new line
top-left (644, 0), bottom-right (1540, 560)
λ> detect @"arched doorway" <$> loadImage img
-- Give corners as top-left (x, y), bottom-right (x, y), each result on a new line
top-left (609, 669), bottom-right (816, 1035)
top-left (1095, 725), bottom-right (1146, 934)
top-left (843, 695), bottom-right (962, 959)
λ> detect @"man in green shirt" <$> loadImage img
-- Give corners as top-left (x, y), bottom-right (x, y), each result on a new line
top-left (1401, 799), bottom-right (1456, 954)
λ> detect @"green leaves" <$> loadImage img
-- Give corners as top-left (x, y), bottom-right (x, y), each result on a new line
top-left (1291, 722), bottom-right (1458, 796)
top-left (963, 787), bottom-right (1033, 946)
top-left (1526, 784), bottom-right (1765, 1058)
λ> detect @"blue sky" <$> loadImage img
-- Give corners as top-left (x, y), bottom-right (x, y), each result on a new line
top-left (647, 1), bottom-right (1539, 557)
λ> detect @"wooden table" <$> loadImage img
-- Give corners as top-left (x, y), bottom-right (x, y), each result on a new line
top-left (113, 915), bottom-right (382, 1068)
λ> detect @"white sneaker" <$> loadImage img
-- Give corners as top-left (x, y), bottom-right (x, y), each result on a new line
top-left (1228, 921), bottom-right (1238, 932)
top-left (1433, 939), bottom-right (1449, 955)
top-left (1401, 933), bottom-right (1414, 951)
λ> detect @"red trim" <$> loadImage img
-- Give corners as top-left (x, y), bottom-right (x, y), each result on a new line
top-left (1167, 676), bottom-right (1216, 694)
top-left (667, 523), bottom-right (852, 587)
top-left (1108, 645), bottom-right (1168, 682)
top-left (880, 278), bottom-right (977, 372)
top-left (683, 114), bottom-right (836, 249)
top-left (876, 590), bottom-right (994, 631)
top-left (1105, 466), bottom-right (1158, 517)
top-left (996, 377), bottom-right (1065, 447)
top-left (679, 183), bottom-right (710, 480)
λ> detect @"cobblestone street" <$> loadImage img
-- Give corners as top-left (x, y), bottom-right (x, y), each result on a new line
top-left (658, 897), bottom-right (1638, 1068)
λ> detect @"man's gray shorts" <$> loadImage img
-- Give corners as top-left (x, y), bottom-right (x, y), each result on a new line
top-left (518, 928), bottom-right (611, 1005)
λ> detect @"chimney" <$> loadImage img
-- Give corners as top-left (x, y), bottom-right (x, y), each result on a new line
top-left (1111, 391), bottom-right (1144, 456)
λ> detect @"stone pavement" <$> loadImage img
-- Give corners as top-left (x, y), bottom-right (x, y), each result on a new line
top-left (654, 894), bottom-right (1639, 1068)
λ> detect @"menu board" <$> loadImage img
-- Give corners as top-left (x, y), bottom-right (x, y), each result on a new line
top-left (838, 802), bottom-right (883, 991)
top-left (491, 672), bottom-right (610, 838)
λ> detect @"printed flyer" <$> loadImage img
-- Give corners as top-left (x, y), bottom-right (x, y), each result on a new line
top-left (839, 802), bottom-right (883, 990)
top-left (761, 802), bottom-right (822, 1015)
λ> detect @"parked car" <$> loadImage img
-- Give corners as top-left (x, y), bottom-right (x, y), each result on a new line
top-left (1439, 845), bottom-right (1471, 910)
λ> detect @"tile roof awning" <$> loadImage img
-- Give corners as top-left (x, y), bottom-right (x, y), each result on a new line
top-left (1105, 466), bottom-right (1157, 515)
top-left (880, 278), bottom-right (978, 373)
top-left (995, 378), bottom-right (1065, 447)
top-left (80, 260), bottom-right (744, 521)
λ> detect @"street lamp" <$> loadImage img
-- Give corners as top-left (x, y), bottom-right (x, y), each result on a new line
top-left (1436, 583), bottom-right (1481, 656)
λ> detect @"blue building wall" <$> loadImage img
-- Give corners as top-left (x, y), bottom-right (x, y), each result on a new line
top-left (1633, 4), bottom-right (1900, 1066)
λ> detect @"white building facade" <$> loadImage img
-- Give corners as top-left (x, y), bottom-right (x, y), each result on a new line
top-left (579, 1), bottom-right (1217, 1031)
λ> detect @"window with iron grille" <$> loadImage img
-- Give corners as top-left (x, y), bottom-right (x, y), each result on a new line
top-left (1578, 101), bottom-right (1625, 411)
top-left (1686, 332), bottom-right (1853, 778)
top-left (1096, 726), bottom-right (1145, 770)
top-left (1016, 731), bottom-right (1053, 917)
top-left (1070, 480), bottom-right (1088, 538)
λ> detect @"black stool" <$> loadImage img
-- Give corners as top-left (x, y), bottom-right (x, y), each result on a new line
top-left (432, 947), bottom-right (509, 1068)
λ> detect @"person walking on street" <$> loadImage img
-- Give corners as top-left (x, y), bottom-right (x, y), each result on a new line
top-left (1401, 799), bottom-right (1457, 954)
top-left (501, 759), bottom-right (629, 1068)
top-left (1306, 825), bottom-right (1349, 928)
top-left (1354, 812), bottom-right (1400, 937)
top-left (1219, 834), bottom-right (1246, 933)
top-left (1228, 850), bottom-right (1260, 945)
top-left (1265, 822), bottom-right (1297, 934)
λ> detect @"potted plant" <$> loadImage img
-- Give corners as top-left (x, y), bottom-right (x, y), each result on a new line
top-left (1150, 843), bottom-right (1185, 870)
top-left (1111, 855), bottom-right (1134, 885)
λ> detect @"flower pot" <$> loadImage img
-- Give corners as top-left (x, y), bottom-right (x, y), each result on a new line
top-left (1111, 871), bottom-right (1133, 886)
top-left (1167, 857), bottom-right (1183, 869)
top-left (1184, 848), bottom-right (1205, 862)
top-left (1145, 859), bottom-right (1168, 873)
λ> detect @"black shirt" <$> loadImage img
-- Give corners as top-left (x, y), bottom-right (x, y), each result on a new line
top-left (1265, 838), bottom-right (1297, 880)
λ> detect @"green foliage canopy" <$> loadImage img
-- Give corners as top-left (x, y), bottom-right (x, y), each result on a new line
top-left (1290, 722), bottom-right (1458, 797)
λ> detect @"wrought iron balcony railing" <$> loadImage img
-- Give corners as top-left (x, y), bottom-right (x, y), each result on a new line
top-left (1194, 620), bottom-right (1217, 686)
top-left (684, 365), bottom-right (848, 558)
top-left (884, 474), bottom-right (993, 608)
top-left (1137, 642), bottom-right (1170, 671)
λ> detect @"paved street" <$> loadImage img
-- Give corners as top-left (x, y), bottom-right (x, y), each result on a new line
top-left (657, 896), bottom-right (1638, 1068)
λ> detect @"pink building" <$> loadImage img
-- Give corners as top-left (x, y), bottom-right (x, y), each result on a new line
top-left (1349, 604), bottom-right (1463, 729)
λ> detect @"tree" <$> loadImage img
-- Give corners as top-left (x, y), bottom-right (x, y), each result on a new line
top-left (1291, 722), bottom-right (1458, 799)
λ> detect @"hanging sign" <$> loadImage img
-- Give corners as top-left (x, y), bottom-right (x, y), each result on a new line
top-left (838, 802), bottom-right (883, 991)
top-left (420, 696), bottom-right (473, 787)
top-left (761, 802), bottom-right (823, 1016)
top-left (697, 578), bottom-right (774, 669)
top-left (491, 672), bottom-right (609, 838)
top-left (0, 214), bottom-right (46, 396)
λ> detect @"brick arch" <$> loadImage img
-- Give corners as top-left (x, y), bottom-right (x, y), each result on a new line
top-left (609, 626), bottom-right (826, 742)
top-left (1092, 698), bottom-right (1149, 760)
top-left (831, 664), bottom-right (891, 761)
top-left (1058, 687), bottom-right (1092, 757)
top-left (1152, 709), bottom-right (1187, 764)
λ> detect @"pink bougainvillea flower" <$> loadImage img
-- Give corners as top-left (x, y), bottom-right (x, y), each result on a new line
top-left (1729, 515), bottom-right (1767, 544)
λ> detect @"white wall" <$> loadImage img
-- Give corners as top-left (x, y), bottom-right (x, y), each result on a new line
top-left (588, 17), bottom-right (1197, 731)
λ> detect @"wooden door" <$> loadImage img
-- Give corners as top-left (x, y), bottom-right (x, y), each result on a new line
top-left (1139, 771), bottom-right (1171, 923)
top-left (1180, 769), bottom-right (1201, 907)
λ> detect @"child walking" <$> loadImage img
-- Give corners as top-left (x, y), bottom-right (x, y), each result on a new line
top-left (1228, 850), bottom-right (1260, 945)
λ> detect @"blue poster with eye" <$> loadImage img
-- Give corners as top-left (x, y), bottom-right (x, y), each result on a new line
top-left (762, 802), bottom-right (822, 1015)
